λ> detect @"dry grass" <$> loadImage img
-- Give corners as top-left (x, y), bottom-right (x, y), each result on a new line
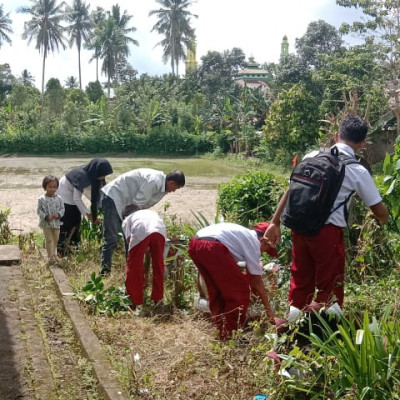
top-left (20, 246), bottom-right (102, 400)
top-left (59, 241), bottom-right (281, 400)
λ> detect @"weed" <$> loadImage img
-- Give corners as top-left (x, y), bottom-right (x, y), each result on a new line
top-left (75, 272), bottom-right (132, 315)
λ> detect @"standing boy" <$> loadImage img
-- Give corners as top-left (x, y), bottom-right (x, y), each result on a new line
top-left (264, 115), bottom-right (389, 313)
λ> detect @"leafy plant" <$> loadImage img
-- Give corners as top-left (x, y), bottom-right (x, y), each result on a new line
top-left (217, 169), bottom-right (286, 225)
top-left (80, 217), bottom-right (103, 242)
top-left (383, 151), bottom-right (400, 230)
top-left (0, 206), bottom-right (12, 244)
top-left (75, 272), bottom-right (132, 315)
top-left (281, 310), bottom-right (400, 399)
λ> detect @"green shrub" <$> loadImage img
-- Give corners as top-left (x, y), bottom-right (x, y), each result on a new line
top-left (0, 207), bottom-right (12, 244)
top-left (281, 310), bottom-right (400, 399)
top-left (217, 169), bottom-right (287, 225)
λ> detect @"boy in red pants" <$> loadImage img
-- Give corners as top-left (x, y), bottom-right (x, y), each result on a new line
top-left (188, 222), bottom-right (278, 340)
top-left (122, 210), bottom-right (167, 308)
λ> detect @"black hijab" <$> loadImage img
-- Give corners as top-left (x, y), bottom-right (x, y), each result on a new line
top-left (66, 158), bottom-right (113, 220)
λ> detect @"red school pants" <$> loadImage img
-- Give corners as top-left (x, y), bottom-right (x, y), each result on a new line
top-left (126, 232), bottom-right (165, 306)
top-left (188, 237), bottom-right (250, 339)
top-left (288, 224), bottom-right (345, 309)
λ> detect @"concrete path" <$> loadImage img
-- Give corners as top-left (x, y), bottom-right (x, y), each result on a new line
top-left (0, 244), bottom-right (126, 400)
top-left (0, 262), bottom-right (55, 399)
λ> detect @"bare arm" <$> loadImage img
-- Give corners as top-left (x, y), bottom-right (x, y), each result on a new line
top-left (263, 189), bottom-right (289, 246)
top-left (249, 274), bottom-right (275, 324)
top-left (369, 202), bottom-right (389, 225)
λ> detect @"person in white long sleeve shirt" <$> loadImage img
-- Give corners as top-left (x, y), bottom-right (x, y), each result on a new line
top-left (57, 158), bottom-right (113, 256)
top-left (100, 168), bottom-right (185, 276)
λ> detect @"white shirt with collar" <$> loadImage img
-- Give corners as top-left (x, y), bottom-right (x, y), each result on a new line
top-left (195, 222), bottom-right (263, 275)
top-left (122, 209), bottom-right (167, 251)
top-left (304, 143), bottom-right (382, 227)
top-left (101, 168), bottom-right (166, 220)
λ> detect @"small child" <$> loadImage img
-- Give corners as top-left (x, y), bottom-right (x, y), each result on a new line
top-left (37, 176), bottom-right (65, 264)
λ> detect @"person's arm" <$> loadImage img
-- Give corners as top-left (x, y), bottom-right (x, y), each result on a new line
top-left (72, 187), bottom-right (90, 217)
top-left (263, 189), bottom-right (289, 246)
top-left (369, 202), bottom-right (389, 225)
top-left (249, 274), bottom-right (275, 324)
top-left (37, 198), bottom-right (47, 221)
top-left (55, 197), bottom-right (65, 220)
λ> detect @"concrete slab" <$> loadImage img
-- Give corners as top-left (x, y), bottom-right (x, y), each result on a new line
top-left (0, 264), bottom-right (55, 399)
top-left (0, 244), bottom-right (21, 265)
top-left (50, 266), bottom-right (127, 400)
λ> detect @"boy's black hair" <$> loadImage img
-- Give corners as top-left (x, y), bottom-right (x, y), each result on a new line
top-left (42, 175), bottom-right (59, 190)
top-left (166, 170), bottom-right (185, 187)
top-left (338, 115), bottom-right (368, 144)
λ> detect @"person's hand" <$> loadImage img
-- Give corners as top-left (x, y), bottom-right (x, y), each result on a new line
top-left (263, 223), bottom-right (282, 247)
top-left (93, 218), bottom-right (101, 225)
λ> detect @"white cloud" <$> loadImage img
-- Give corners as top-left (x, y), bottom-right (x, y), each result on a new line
top-left (0, 0), bottom-right (361, 90)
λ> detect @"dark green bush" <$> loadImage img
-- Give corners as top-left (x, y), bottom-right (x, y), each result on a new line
top-left (0, 126), bottom-right (214, 155)
top-left (217, 169), bottom-right (287, 225)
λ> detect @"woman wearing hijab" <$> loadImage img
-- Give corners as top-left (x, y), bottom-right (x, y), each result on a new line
top-left (57, 158), bottom-right (113, 256)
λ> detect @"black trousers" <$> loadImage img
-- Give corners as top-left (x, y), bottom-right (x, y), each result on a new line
top-left (57, 204), bottom-right (81, 256)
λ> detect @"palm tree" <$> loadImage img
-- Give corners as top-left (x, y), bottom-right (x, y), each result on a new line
top-left (64, 75), bottom-right (78, 88)
top-left (149, 0), bottom-right (197, 75)
top-left (98, 4), bottom-right (138, 98)
top-left (65, 0), bottom-right (92, 89)
top-left (18, 0), bottom-right (67, 93)
top-left (18, 69), bottom-right (35, 86)
top-left (86, 7), bottom-right (105, 82)
top-left (0, 4), bottom-right (12, 48)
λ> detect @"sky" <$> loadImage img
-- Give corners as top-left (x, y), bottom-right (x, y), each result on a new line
top-left (0, 0), bottom-right (362, 90)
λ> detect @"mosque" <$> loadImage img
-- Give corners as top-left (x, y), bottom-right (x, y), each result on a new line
top-left (185, 35), bottom-right (290, 92)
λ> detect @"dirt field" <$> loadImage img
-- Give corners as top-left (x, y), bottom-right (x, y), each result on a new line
top-left (0, 156), bottom-right (233, 234)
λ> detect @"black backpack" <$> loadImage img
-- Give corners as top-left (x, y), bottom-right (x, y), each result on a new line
top-left (281, 146), bottom-right (360, 235)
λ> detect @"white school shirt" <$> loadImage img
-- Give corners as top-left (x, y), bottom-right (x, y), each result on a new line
top-left (101, 168), bottom-right (166, 220)
top-left (122, 209), bottom-right (167, 251)
top-left (57, 176), bottom-right (90, 216)
top-left (195, 222), bottom-right (262, 275)
top-left (304, 143), bottom-right (382, 227)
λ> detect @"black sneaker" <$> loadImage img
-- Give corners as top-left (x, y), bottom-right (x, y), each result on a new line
top-left (100, 268), bottom-right (110, 277)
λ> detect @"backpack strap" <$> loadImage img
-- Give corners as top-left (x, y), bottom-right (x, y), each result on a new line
top-left (331, 151), bottom-right (359, 224)
top-left (330, 190), bottom-right (355, 223)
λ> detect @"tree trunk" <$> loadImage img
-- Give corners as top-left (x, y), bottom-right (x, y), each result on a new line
top-left (41, 50), bottom-right (46, 94)
top-left (78, 46), bottom-right (82, 90)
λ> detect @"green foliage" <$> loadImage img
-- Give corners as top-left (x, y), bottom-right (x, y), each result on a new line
top-left (0, 126), bottom-right (213, 155)
top-left (217, 169), bottom-right (286, 225)
top-left (258, 83), bottom-right (320, 166)
top-left (75, 272), bottom-right (132, 315)
top-left (383, 151), bottom-right (400, 230)
top-left (80, 218), bottom-right (103, 242)
top-left (0, 206), bottom-right (12, 244)
top-left (282, 310), bottom-right (400, 399)
top-left (295, 19), bottom-right (343, 70)
top-left (347, 211), bottom-right (397, 282)
top-left (85, 81), bottom-right (104, 104)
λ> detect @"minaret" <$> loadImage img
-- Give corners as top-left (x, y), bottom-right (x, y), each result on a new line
top-left (185, 40), bottom-right (197, 74)
top-left (280, 35), bottom-right (289, 59)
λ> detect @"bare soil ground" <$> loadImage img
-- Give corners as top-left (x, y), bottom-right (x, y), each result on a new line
top-left (0, 156), bottom-right (231, 234)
